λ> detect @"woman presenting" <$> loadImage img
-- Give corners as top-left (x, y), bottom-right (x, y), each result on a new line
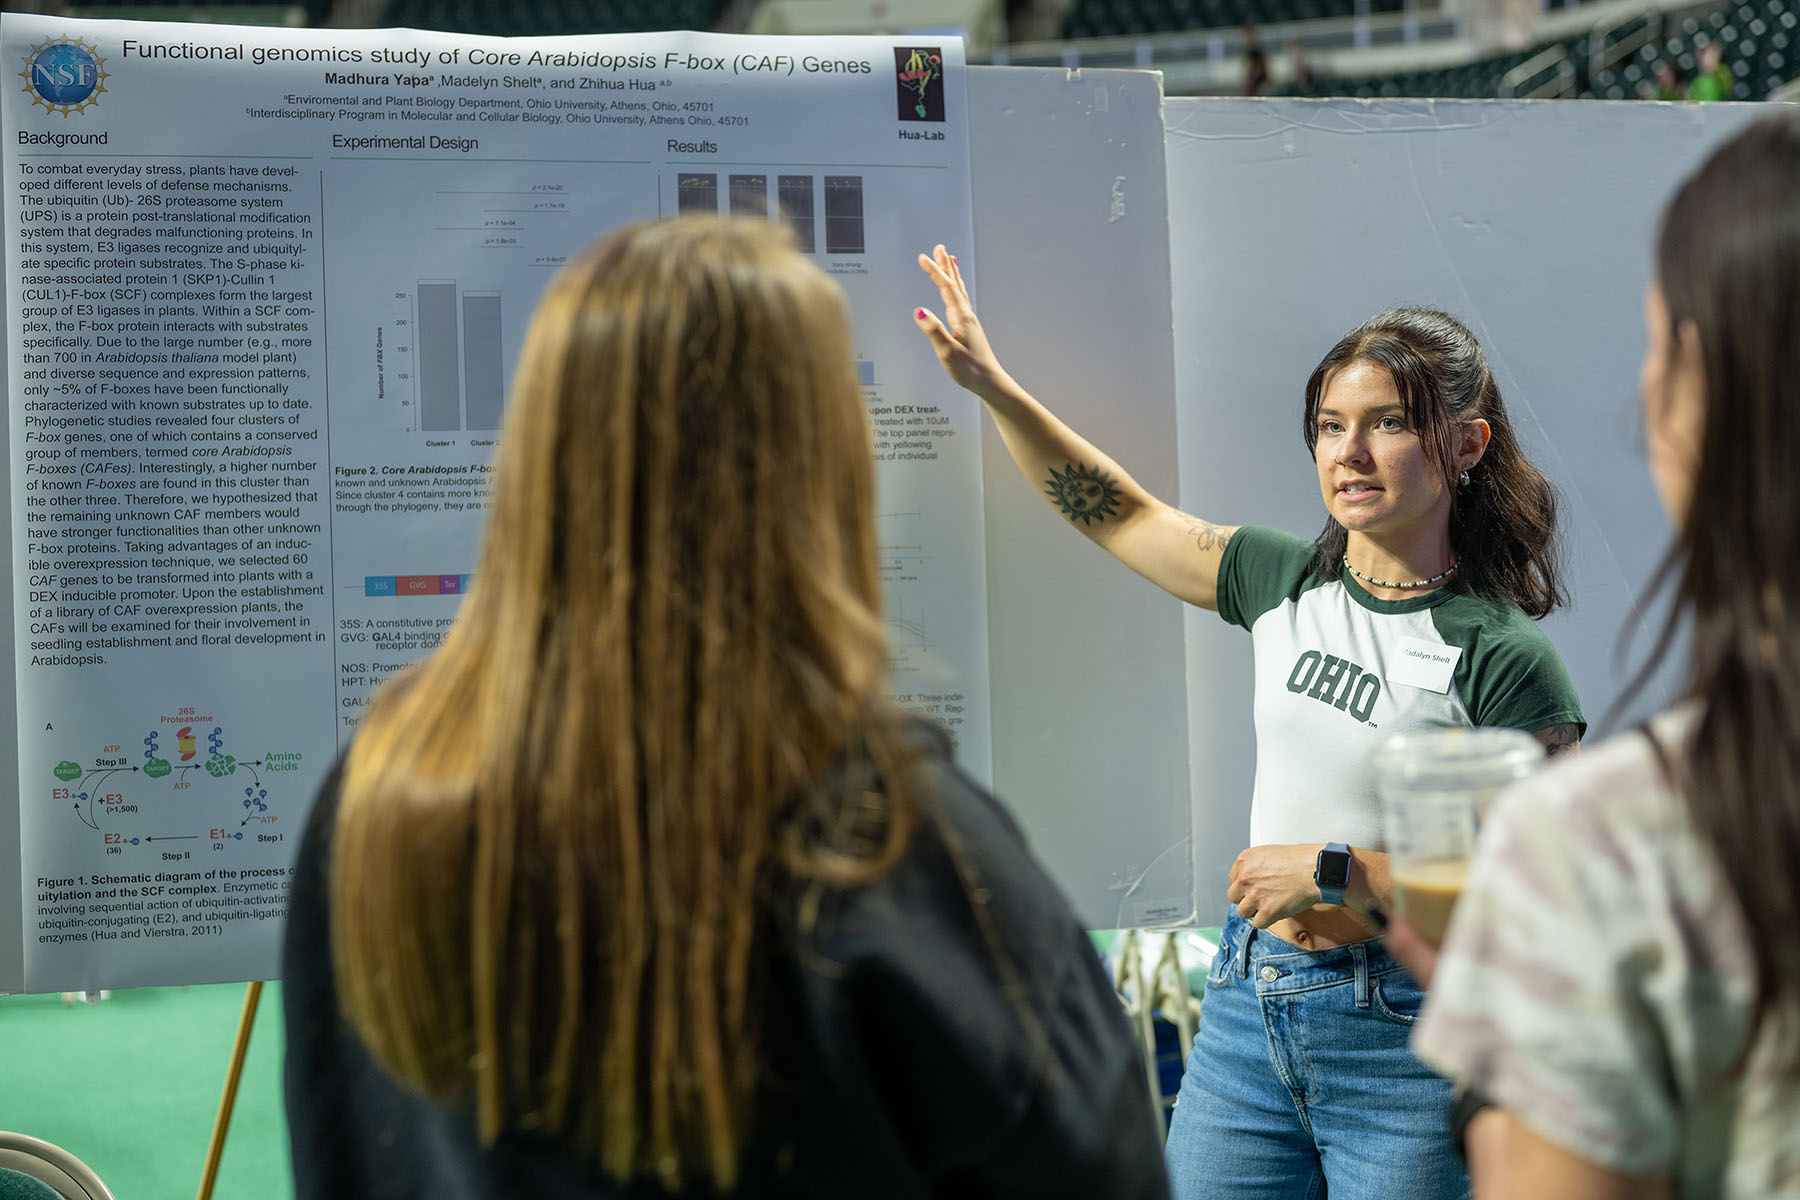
top-left (914, 247), bottom-right (1583, 1200)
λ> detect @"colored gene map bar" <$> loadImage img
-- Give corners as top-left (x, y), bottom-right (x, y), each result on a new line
top-left (365, 575), bottom-right (473, 597)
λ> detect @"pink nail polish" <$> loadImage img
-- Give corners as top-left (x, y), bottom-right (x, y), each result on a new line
top-left (915, 308), bottom-right (927, 319)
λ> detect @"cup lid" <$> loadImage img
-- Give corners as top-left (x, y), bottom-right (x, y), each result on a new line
top-left (1369, 727), bottom-right (1541, 786)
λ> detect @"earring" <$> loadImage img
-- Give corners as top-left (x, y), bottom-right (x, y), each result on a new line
top-left (1458, 469), bottom-right (1471, 487)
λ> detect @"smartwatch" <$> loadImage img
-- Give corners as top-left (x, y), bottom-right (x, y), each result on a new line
top-left (1314, 841), bottom-right (1352, 905)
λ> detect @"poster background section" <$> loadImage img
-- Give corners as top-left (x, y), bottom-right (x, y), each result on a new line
top-left (1167, 98), bottom-right (1766, 911)
top-left (963, 68), bottom-right (1194, 931)
top-left (2, 220), bottom-right (19, 994)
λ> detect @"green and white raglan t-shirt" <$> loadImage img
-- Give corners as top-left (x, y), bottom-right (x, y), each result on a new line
top-left (1216, 526), bottom-right (1585, 850)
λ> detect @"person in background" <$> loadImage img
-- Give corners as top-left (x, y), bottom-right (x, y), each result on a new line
top-left (1242, 25), bottom-right (1272, 96)
top-left (1395, 109), bottom-right (1800, 1199)
top-left (1286, 37), bottom-right (1315, 93)
top-left (1686, 41), bottom-right (1735, 99)
top-left (914, 251), bottom-right (1583, 1200)
top-left (282, 217), bottom-right (1171, 1200)
top-left (1651, 60), bottom-right (1687, 101)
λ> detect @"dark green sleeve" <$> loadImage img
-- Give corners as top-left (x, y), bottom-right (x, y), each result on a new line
top-left (1215, 526), bottom-right (1319, 630)
top-left (1454, 609), bottom-right (1586, 737)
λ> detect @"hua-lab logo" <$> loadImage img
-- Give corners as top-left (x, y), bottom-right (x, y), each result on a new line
top-left (894, 47), bottom-right (944, 122)
top-left (19, 35), bottom-right (108, 116)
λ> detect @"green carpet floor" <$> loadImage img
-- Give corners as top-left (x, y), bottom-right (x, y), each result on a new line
top-left (0, 983), bottom-right (292, 1199)
top-left (3, 942), bottom-right (1205, 1197)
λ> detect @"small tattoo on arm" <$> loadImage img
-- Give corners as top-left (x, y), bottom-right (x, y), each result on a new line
top-left (1535, 723), bottom-right (1581, 758)
top-left (1182, 516), bottom-right (1235, 553)
top-left (1045, 462), bottom-right (1123, 526)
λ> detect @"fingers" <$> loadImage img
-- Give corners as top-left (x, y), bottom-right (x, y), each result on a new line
top-left (912, 305), bottom-right (950, 349)
top-left (1237, 898), bottom-right (1275, 929)
top-left (916, 257), bottom-right (963, 322)
top-left (1232, 882), bottom-right (1268, 926)
top-left (917, 247), bottom-right (955, 286)
top-left (917, 246), bottom-right (969, 309)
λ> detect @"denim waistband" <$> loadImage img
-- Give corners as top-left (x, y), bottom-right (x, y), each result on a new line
top-left (1215, 910), bottom-right (1408, 1002)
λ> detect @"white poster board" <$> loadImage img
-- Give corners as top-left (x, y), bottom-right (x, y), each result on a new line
top-left (2, 16), bottom-right (992, 992)
top-left (1165, 97), bottom-right (1768, 911)
top-left (966, 66), bottom-right (1194, 932)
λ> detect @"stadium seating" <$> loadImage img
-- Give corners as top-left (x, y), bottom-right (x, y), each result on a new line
top-left (1042, 0), bottom-right (1792, 101)
top-left (86, 0), bottom-right (335, 28)
top-left (1292, 47), bottom-right (1525, 97)
top-left (1269, 0), bottom-right (1790, 99)
top-left (379, 0), bottom-right (721, 37)
top-left (1587, 0), bottom-right (1796, 97)
top-left (1062, 0), bottom-right (1404, 40)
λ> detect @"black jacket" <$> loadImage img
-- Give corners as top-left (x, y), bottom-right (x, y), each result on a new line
top-left (282, 725), bottom-right (1171, 1199)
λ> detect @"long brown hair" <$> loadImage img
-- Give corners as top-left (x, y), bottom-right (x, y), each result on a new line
top-left (1302, 307), bottom-right (1568, 618)
top-left (1641, 110), bottom-right (1800, 1045)
top-left (329, 217), bottom-right (926, 1187)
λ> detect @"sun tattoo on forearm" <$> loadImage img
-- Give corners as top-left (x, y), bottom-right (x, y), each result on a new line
top-left (1045, 462), bottom-right (1123, 525)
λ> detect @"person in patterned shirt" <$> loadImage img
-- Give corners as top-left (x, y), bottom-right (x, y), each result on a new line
top-left (1393, 110), bottom-right (1800, 1198)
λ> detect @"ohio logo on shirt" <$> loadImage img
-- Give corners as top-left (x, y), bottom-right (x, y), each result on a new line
top-left (1286, 650), bottom-right (1382, 724)
top-left (19, 35), bottom-right (108, 116)
top-left (894, 46), bottom-right (944, 121)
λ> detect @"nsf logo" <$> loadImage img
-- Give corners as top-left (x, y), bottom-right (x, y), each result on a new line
top-left (19, 36), bottom-right (108, 116)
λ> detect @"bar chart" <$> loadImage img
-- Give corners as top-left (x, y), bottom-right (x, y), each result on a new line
top-left (415, 280), bottom-right (506, 433)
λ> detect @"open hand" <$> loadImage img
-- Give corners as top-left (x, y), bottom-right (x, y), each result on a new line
top-left (913, 244), bottom-right (1014, 399)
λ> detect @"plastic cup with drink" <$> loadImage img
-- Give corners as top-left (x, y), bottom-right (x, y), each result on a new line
top-left (1372, 727), bottom-right (1541, 947)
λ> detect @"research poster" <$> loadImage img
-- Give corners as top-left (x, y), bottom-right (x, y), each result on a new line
top-left (4, 14), bottom-right (983, 992)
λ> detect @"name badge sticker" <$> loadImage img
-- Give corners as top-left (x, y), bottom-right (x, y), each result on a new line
top-left (1388, 637), bottom-right (1460, 694)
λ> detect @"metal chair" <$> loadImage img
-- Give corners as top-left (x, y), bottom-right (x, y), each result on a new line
top-left (0, 1135), bottom-right (115, 1200)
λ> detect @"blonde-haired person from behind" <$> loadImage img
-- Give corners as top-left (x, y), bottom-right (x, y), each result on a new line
top-left (1394, 110), bottom-right (1800, 1198)
top-left (280, 217), bottom-right (1171, 1200)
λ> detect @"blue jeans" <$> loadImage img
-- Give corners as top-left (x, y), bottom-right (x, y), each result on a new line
top-left (1163, 912), bottom-right (1467, 1200)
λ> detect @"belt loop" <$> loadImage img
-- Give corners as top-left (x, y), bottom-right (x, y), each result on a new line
top-left (1350, 942), bottom-right (1370, 1008)
top-left (1237, 921), bottom-right (1253, 978)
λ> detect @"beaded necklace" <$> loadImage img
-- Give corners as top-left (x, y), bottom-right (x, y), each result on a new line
top-left (1341, 555), bottom-right (1460, 590)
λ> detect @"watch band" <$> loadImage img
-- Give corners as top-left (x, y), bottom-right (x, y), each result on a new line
top-left (1315, 841), bottom-right (1351, 905)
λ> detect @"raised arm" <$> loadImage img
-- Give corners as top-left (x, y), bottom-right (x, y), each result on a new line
top-left (913, 245), bottom-right (1235, 611)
